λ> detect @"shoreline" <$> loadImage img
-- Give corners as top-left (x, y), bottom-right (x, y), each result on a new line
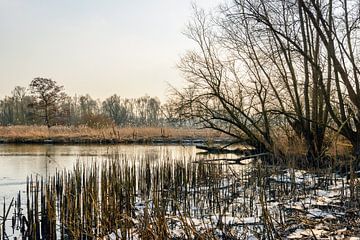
top-left (0, 137), bottom-right (235, 145)
top-left (0, 125), bottom-right (235, 145)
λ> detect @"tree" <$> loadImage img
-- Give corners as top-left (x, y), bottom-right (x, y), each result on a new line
top-left (297, 0), bottom-right (360, 159)
top-left (175, 7), bottom-right (279, 159)
top-left (79, 94), bottom-right (99, 120)
top-left (219, 0), bottom-right (332, 164)
top-left (102, 94), bottom-right (128, 126)
top-left (229, 0), bottom-right (360, 160)
top-left (29, 77), bottom-right (65, 128)
top-left (176, 0), bottom-right (360, 165)
top-left (0, 86), bottom-right (34, 125)
top-left (0, 96), bottom-right (15, 125)
top-left (146, 97), bottom-right (161, 126)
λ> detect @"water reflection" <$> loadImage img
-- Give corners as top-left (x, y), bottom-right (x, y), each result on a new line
top-left (1, 145), bottom-right (358, 239)
top-left (0, 144), bottom-right (239, 201)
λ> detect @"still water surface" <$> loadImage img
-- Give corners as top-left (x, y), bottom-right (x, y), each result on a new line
top-left (0, 144), bottom-right (237, 201)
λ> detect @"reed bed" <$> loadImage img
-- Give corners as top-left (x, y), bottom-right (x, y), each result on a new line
top-left (0, 125), bottom-right (227, 144)
top-left (1, 154), bottom-right (360, 239)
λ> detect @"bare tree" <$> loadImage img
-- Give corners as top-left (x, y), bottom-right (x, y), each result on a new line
top-left (171, 3), bottom-right (314, 164)
top-left (29, 77), bottom-right (65, 128)
top-left (174, 0), bottom-right (360, 166)
top-left (230, 0), bottom-right (360, 160)
top-left (175, 7), bottom-right (280, 158)
top-left (218, 0), bottom-right (333, 164)
top-left (102, 94), bottom-right (127, 126)
top-left (146, 97), bottom-right (161, 126)
top-left (11, 86), bottom-right (27, 124)
top-left (298, 0), bottom-right (360, 159)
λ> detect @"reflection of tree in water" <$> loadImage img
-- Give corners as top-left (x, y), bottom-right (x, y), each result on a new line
top-left (44, 145), bottom-right (57, 179)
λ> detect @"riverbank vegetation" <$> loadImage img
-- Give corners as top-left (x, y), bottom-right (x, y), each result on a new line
top-left (172, 0), bottom-right (360, 168)
top-left (0, 125), bottom-right (228, 144)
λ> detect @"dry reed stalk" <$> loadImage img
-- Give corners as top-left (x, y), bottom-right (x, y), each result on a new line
top-left (0, 125), bottom-right (228, 143)
top-left (3, 150), bottom-right (360, 238)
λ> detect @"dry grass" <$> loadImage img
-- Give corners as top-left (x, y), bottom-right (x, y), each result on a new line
top-left (0, 125), bottom-right (353, 157)
top-left (271, 125), bottom-right (353, 158)
top-left (0, 125), bottom-right (229, 143)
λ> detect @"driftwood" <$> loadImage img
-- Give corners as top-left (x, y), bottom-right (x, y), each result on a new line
top-left (195, 152), bottom-right (269, 164)
top-left (196, 145), bottom-right (258, 155)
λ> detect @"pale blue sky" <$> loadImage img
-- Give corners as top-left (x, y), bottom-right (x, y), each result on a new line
top-left (0, 0), bottom-right (219, 101)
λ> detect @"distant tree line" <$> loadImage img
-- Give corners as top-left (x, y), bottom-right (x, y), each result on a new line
top-left (0, 78), bottom-right (180, 128)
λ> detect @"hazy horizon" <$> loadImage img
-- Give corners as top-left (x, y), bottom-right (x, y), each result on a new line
top-left (0, 0), bottom-right (220, 102)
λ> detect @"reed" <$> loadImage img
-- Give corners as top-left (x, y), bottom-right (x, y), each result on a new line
top-left (2, 153), bottom-right (360, 239)
top-left (0, 125), bottom-right (227, 144)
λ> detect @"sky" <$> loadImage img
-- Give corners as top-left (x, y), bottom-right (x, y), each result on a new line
top-left (0, 0), bottom-right (220, 102)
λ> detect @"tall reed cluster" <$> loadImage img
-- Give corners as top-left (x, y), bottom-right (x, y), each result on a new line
top-left (1, 155), bottom-right (360, 239)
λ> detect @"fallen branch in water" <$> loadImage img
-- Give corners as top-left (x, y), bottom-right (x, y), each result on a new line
top-left (195, 145), bottom-right (258, 155)
top-left (194, 152), bottom-right (269, 164)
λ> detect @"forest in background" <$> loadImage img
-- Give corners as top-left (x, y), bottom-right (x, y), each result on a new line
top-left (0, 81), bottom-right (180, 128)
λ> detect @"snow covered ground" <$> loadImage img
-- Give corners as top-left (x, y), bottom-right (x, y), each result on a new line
top-left (103, 163), bottom-right (360, 239)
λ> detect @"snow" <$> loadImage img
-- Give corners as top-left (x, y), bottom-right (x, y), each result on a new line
top-left (103, 166), bottom-right (360, 239)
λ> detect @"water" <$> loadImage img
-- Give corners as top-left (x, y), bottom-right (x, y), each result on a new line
top-left (0, 144), bottom-right (239, 201)
top-left (0, 144), bottom-right (246, 239)
top-left (2, 144), bottom-right (356, 238)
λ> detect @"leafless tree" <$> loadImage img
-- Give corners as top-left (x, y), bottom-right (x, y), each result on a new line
top-left (228, 0), bottom-right (360, 160)
top-left (102, 94), bottom-right (127, 126)
top-left (29, 77), bottom-right (66, 128)
top-left (174, 0), bottom-right (360, 166)
top-left (218, 0), bottom-right (335, 164)
top-left (175, 7), bottom-right (280, 158)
